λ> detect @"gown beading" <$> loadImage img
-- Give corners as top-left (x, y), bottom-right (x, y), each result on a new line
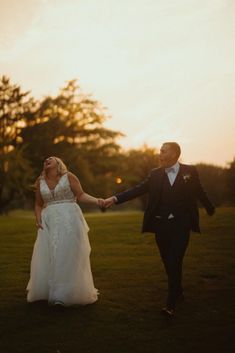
top-left (26, 173), bottom-right (98, 306)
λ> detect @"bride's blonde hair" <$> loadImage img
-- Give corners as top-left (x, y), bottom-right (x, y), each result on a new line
top-left (40, 156), bottom-right (68, 178)
top-left (53, 157), bottom-right (68, 176)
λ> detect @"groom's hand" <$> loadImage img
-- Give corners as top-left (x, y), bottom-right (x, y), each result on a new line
top-left (104, 196), bottom-right (117, 208)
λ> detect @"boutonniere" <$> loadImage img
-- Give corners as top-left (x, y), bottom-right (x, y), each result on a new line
top-left (182, 173), bottom-right (191, 182)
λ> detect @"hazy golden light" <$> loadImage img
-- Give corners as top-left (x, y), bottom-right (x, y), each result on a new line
top-left (115, 177), bottom-right (122, 184)
top-left (3, 161), bottom-right (9, 172)
top-left (54, 136), bottom-right (65, 144)
top-left (17, 121), bottom-right (26, 128)
top-left (0, 0), bottom-right (235, 166)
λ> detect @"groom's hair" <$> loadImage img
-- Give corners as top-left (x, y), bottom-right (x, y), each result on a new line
top-left (164, 142), bottom-right (181, 158)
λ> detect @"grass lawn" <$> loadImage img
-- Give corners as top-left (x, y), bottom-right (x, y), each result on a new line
top-left (0, 208), bottom-right (234, 353)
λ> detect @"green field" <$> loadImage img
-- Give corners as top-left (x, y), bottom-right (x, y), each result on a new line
top-left (0, 208), bottom-right (234, 353)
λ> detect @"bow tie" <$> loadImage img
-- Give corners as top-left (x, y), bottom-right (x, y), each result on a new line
top-left (165, 167), bottom-right (176, 174)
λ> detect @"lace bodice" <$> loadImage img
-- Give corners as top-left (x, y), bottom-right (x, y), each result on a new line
top-left (40, 173), bottom-right (75, 204)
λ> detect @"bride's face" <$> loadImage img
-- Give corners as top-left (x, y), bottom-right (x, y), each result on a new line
top-left (43, 157), bottom-right (57, 171)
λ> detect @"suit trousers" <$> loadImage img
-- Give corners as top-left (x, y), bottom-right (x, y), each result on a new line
top-left (155, 218), bottom-right (190, 309)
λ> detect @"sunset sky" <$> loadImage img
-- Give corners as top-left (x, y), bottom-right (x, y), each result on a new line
top-left (1, 0), bottom-right (235, 166)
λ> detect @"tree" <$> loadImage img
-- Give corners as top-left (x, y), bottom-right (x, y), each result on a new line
top-left (113, 145), bottom-right (160, 209)
top-left (20, 79), bottom-right (123, 197)
top-left (196, 163), bottom-right (227, 206)
top-left (226, 158), bottom-right (235, 205)
top-left (0, 76), bottom-right (34, 212)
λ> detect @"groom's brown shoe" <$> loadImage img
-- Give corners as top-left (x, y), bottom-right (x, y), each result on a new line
top-left (161, 307), bottom-right (175, 319)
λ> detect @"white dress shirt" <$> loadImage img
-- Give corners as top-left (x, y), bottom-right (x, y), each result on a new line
top-left (165, 162), bottom-right (180, 219)
top-left (165, 161), bottom-right (180, 186)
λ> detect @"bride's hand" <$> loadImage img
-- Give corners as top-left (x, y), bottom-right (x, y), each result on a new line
top-left (97, 198), bottom-right (105, 209)
top-left (36, 220), bottom-right (43, 229)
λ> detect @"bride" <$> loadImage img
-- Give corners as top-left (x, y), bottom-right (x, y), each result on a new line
top-left (27, 156), bottom-right (104, 306)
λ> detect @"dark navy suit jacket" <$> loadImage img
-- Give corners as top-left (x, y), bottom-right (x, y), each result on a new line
top-left (115, 164), bottom-right (215, 233)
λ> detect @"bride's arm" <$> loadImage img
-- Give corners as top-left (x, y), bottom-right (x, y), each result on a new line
top-left (68, 172), bottom-right (104, 207)
top-left (35, 178), bottom-right (44, 229)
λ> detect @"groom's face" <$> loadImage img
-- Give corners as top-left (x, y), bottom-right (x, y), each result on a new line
top-left (160, 144), bottom-right (178, 168)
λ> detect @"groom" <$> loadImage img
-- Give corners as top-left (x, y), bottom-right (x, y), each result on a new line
top-left (104, 142), bottom-right (215, 318)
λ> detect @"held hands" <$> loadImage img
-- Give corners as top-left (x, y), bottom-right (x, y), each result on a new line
top-left (97, 196), bottom-right (117, 211)
top-left (104, 196), bottom-right (117, 209)
top-left (97, 198), bottom-right (106, 209)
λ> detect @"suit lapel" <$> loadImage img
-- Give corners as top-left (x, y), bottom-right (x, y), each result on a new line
top-left (157, 168), bottom-right (165, 190)
top-left (174, 164), bottom-right (190, 189)
top-left (163, 163), bottom-right (188, 188)
top-left (173, 164), bottom-right (183, 187)
top-left (151, 168), bottom-right (165, 200)
top-left (151, 165), bottom-right (189, 194)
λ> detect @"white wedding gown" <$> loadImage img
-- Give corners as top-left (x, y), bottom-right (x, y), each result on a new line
top-left (26, 173), bottom-right (98, 306)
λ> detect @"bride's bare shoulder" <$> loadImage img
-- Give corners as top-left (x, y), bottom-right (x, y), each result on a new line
top-left (67, 172), bottom-right (80, 183)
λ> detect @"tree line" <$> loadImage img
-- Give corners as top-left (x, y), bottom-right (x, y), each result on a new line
top-left (0, 76), bottom-right (234, 213)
